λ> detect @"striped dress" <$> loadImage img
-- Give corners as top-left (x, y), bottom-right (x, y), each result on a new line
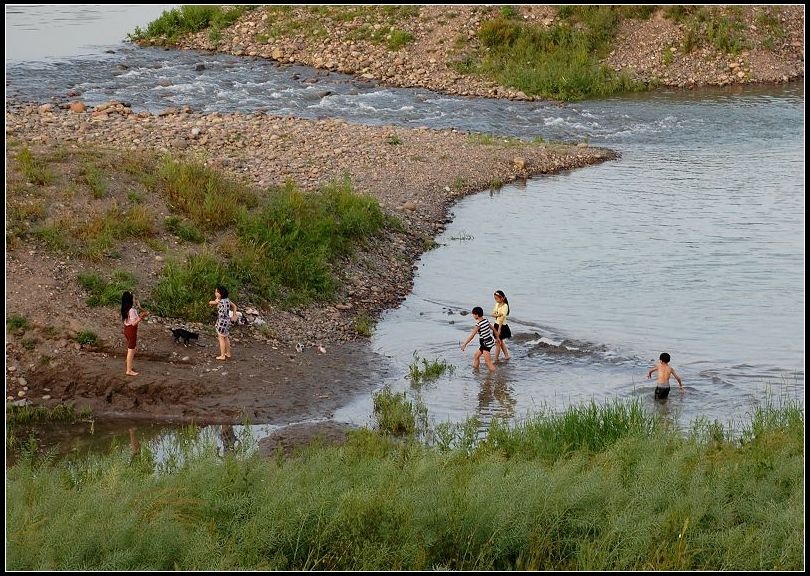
top-left (477, 317), bottom-right (495, 348)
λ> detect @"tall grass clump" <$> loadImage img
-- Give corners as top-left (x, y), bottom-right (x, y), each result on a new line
top-left (77, 270), bottom-right (137, 307)
top-left (152, 157), bottom-right (258, 231)
top-left (231, 177), bottom-right (386, 306)
top-left (484, 398), bottom-right (656, 461)
top-left (387, 28), bottom-right (414, 50)
top-left (128, 5), bottom-right (253, 43)
top-left (16, 147), bottom-right (55, 185)
top-left (80, 161), bottom-right (109, 198)
top-left (74, 330), bottom-right (99, 346)
top-left (7, 404), bottom-right (92, 426)
top-left (164, 215), bottom-right (205, 243)
top-left (407, 352), bottom-right (455, 385)
top-left (372, 386), bottom-right (428, 437)
top-left (148, 251), bottom-right (231, 321)
top-left (457, 5), bottom-right (644, 101)
top-left (5, 397), bottom-right (804, 570)
top-left (151, 176), bottom-right (388, 317)
top-left (354, 311), bottom-right (374, 337)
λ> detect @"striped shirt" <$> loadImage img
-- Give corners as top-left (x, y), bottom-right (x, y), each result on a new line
top-left (477, 317), bottom-right (495, 347)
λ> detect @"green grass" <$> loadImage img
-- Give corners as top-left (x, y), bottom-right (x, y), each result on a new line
top-left (354, 312), bottom-right (374, 337)
top-left (77, 270), bottom-right (137, 307)
top-left (6, 404), bottom-right (92, 426)
top-left (408, 352), bottom-right (455, 385)
top-left (229, 177), bottom-right (387, 306)
top-left (372, 386), bottom-right (429, 437)
top-left (164, 215), bottom-right (205, 243)
top-left (5, 397), bottom-right (802, 570)
top-left (74, 330), bottom-right (99, 346)
top-left (7, 314), bottom-right (29, 334)
top-left (80, 161), bottom-right (109, 199)
top-left (147, 251), bottom-right (228, 321)
top-left (457, 6), bottom-right (644, 101)
top-left (16, 147), bottom-right (55, 185)
top-left (75, 205), bottom-right (156, 262)
top-left (149, 175), bottom-right (389, 319)
top-left (664, 5), bottom-right (751, 55)
top-left (128, 5), bottom-right (254, 43)
top-left (387, 28), bottom-right (414, 51)
top-left (451, 4), bottom-right (734, 100)
top-left (28, 204), bottom-right (155, 262)
top-left (150, 156), bottom-right (258, 231)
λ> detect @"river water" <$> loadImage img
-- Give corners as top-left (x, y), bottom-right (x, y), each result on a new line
top-left (5, 6), bottom-right (804, 453)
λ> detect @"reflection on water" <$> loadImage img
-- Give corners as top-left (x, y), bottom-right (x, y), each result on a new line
top-left (477, 369), bottom-right (517, 430)
top-left (5, 4), bottom-right (177, 63)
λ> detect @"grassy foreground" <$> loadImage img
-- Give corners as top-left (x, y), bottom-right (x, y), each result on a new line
top-left (6, 396), bottom-right (803, 570)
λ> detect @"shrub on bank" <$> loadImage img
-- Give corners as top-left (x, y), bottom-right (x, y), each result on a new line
top-left (128, 5), bottom-right (254, 44)
top-left (148, 175), bottom-right (390, 319)
top-left (462, 6), bottom-right (645, 101)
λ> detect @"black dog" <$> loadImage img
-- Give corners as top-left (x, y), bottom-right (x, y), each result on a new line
top-left (171, 328), bottom-right (199, 346)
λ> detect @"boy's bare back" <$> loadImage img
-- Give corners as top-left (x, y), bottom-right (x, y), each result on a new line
top-left (647, 354), bottom-right (684, 391)
top-left (657, 362), bottom-right (674, 383)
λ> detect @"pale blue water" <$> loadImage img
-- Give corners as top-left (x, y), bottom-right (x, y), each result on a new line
top-left (5, 6), bottom-right (804, 453)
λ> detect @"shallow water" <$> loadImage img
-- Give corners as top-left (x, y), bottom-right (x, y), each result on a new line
top-left (5, 5), bottom-right (804, 456)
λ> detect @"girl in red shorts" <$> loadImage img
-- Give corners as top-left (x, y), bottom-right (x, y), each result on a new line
top-left (121, 290), bottom-right (148, 376)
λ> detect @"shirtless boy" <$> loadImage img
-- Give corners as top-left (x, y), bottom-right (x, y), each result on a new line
top-left (646, 352), bottom-right (684, 400)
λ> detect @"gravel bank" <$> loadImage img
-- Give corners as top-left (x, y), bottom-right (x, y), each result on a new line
top-left (169, 5), bottom-right (804, 99)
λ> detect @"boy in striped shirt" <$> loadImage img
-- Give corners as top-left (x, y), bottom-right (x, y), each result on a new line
top-left (460, 306), bottom-right (497, 371)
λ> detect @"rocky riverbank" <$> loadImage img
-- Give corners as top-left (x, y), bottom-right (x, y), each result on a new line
top-left (169, 5), bottom-right (803, 100)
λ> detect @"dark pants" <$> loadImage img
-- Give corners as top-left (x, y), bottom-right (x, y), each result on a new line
top-left (654, 386), bottom-right (670, 400)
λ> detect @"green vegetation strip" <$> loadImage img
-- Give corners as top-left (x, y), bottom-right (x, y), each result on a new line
top-left (6, 397), bottom-right (803, 570)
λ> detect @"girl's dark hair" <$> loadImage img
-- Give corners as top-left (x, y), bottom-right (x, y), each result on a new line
top-left (494, 290), bottom-right (510, 314)
top-left (121, 291), bottom-right (134, 321)
top-left (216, 285), bottom-right (229, 299)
